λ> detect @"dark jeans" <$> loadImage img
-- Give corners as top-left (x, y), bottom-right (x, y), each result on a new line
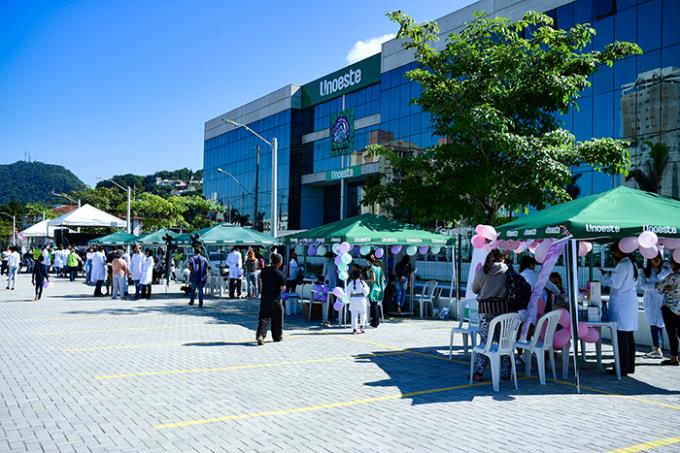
top-left (229, 278), bottom-right (242, 298)
top-left (1, 260), bottom-right (7, 275)
top-left (286, 280), bottom-right (297, 293)
top-left (132, 279), bottom-right (140, 298)
top-left (257, 300), bottom-right (284, 341)
top-left (94, 280), bottom-right (104, 297)
top-left (369, 300), bottom-right (381, 328)
top-left (650, 325), bottom-right (664, 349)
top-left (141, 284), bottom-right (152, 299)
top-left (617, 330), bottom-right (636, 374)
top-left (35, 279), bottom-right (44, 299)
top-left (68, 266), bottom-right (77, 282)
top-left (190, 280), bottom-right (205, 306)
top-left (662, 305), bottom-right (680, 357)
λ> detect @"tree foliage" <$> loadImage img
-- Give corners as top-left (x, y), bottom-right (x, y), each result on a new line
top-left (364, 11), bottom-right (641, 225)
top-left (0, 161), bottom-right (84, 205)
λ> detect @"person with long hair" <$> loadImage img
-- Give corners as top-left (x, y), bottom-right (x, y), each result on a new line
top-left (365, 253), bottom-right (385, 328)
top-left (657, 255), bottom-right (680, 366)
top-left (394, 255), bottom-right (412, 315)
top-left (471, 248), bottom-right (510, 382)
top-left (347, 265), bottom-right (369, 334)
top-left (244, 249), bottom-right (259, 299)
top-left (640, 252), bottom-right (669, 358)
top-left (601, 243), bottom-right (639, 376)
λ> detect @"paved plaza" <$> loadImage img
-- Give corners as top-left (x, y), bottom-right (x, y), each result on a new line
top-left (1, 273), bottom-right (679, 453)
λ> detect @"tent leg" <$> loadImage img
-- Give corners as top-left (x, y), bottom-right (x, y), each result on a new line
top-left (449, 245), bottom-right (456, 320)
top-left (567, 239), bottom-right (581, 393)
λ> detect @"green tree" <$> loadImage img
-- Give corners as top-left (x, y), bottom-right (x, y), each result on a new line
top-left (364, 11), bottom-right (641, 225)
top-left (170, 195), bottom-right (220, 231)
top-left (75, 187), bottom-right (126, 213)
top-left (126, 193), bottom-right (187, 231)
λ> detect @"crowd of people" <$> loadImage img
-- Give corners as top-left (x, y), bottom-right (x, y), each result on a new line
top-left (470, 243), bottom-right (680, 382)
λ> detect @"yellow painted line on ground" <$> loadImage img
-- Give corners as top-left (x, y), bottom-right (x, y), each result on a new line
top-left (556, 379), bottom-right (680, 412)
top-left (64, 343), bottom-right (182, 353)
top-left (96, 351), bottom-right (408, 380)
top-left (155, 381), bottom-right (490, 429)
top-left (608, 435), bottom-right (680, 452)
top-left (42, 322), bottom-right (212, 336)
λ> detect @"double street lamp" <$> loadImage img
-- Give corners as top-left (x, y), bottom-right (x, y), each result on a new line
top-left (220, 118), bottom-right (278, 238)
top-left (96, 178), bottom-right (132, 234)
top-left (51, 191), bottom-right (81, 208)
top-left (217, 167), bottom-right (251, 220)
top-left (0, 212), bottom-right (17, 246)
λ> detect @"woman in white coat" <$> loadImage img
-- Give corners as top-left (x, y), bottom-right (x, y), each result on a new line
top-left (601, 243), bottom-right (639, 376)
top-left (91, 246), bottom-right (107, 297)
top-left (139, 249), bottom-right (155, 299)
top-left (518, 255), bottom-right (538, 340)
top-left (347, 266), bottom-right (369, 334)
top-left (639, 252), bottom-right (669, 358)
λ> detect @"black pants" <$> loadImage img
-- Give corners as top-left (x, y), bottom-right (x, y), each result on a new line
top-left (369, 300), bottom-right (380, 328)
top-left (94, 280), bottom-right (104, 297)
top-left (286, 280), bottom-right (297, 293)
top-left (662, 305), bottom-right (680, 357)
top-left (229, 278), bottom-right (242, 298)
top-left (257, 300), bottom-right (284, 341)
top-left (141, 284), bottom-right (152, 299)
top-left (617, 330), bottom-right (636, 375)
top-left (35, 280), bottom-right (44, 299)
top-left (1, 261), bottom-right (7, 275)
top-left (68, 266), bottom-right (77, 281)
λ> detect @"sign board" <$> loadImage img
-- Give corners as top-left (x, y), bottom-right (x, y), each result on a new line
top-left (325, 165), bottom-right (361, 182)
top-left (329, 109), bottom-right (354, 156)
top-left (301, 54), bottom-right (381, 108)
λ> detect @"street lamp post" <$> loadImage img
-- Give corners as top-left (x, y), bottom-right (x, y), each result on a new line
top-left (0, 212), bottom-right (17, 246)
top-left (220, 118), bottom-right (278, 238)
top-left (217, 167), bottom-right (251, 223)
top-left (51, 191), bottom-right (81, 208)
top-left (97, 179), bottom-right (132, 234)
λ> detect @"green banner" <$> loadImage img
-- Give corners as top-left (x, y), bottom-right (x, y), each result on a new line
top-left (301, 54), bottom-right (381, 108)
top-left (329, 109), bottom-right (355, 156)
top-left (325, 165), bottom-right (361, 182)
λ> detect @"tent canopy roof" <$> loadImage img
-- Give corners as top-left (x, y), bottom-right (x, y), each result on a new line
top-left (287, 213), bottom-right (454, 246)
top-left (89, 231), bottom-right (138, 246)
top-left (496, 186), bottom-right (680, 241)
top-left (138, 228), bottom-right (178, 246)
top-left (19, 219), bottom-right (72, 238)
top-left (48, 204), bottom-right (126, 228)
top-left (175, 225), bottom-right (277, 246)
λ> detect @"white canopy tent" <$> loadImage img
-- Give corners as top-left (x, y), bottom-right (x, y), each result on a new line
top-left (48, 204), bottom-right (126, 228)
top-left (19, 219), bottom-right (73, 238)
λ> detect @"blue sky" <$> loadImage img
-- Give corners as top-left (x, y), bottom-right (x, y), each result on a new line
top-left (0, 0), bottom-right (477, 186)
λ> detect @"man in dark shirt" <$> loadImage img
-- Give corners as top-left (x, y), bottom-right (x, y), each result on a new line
top-left (188, 248), bottom-right (209, 308)
top-left (256, 253), bottom-right (287, 345)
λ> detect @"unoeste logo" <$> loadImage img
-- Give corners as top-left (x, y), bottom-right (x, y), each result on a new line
top-left (331, 116), bottom-right (351, 149)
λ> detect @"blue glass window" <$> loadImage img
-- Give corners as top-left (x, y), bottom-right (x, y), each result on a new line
top-left (637, 0), bottom-right (662, 52)
top-left (663, 0), bottom-right (680, 46)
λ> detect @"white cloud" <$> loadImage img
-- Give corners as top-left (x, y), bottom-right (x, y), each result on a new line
top-left (346, 33), bottom-right (396, 64)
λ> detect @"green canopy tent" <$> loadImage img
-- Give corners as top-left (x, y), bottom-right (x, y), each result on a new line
top-left (493, 186), bottom-right (680, 391)
top-left (287, 213), bottom-right (456, 315)
top-left (197, 225), bottom-right (278, 246)
top-left (175, 227), bottom-right (214, 246)
top-left (138, 228), bottom-right (179, 246)
top-left (88, 231), bottom-right (138, 246)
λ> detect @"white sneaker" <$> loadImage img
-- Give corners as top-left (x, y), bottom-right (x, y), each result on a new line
top-left (645, 349), bottom-right (663, 359)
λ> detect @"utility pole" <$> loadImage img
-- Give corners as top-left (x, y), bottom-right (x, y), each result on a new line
top-left (254, 144), bottom-right (260, 230)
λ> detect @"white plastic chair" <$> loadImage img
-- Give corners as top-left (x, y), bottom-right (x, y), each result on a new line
top-left (469, 313), bottom-right (521, 392)
top-left (449, 299), bottom-right (480, 358)
top-left (515, 310), bottom-right (561, 385)
top-left (418, 280), bottom-right (439, 318)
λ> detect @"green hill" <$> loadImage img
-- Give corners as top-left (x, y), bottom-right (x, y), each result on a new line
top-left (0, 161), bottom-right (85, 204)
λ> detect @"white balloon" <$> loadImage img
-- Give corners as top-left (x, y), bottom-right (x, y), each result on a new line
top-left (406, 245), bottom-right (417, 256)
top-left (316, 245), bottom-right (327, 256)
top-left (661, 238), bottom-right (680, 250)
top-left (673, 247), bottom-right (680, 263)
top-left (332, 243), bottom-right (342, 255)
top-left (430, 245), bottom-right (442, 254)
top-left (294, 244), bottom-right (305, 255)
top-left (640, 245), bottom-right (658, 260)
top-left (359, 245), bottom-right (371, 256)
top-left (638, 231), bottom-right (658, 248)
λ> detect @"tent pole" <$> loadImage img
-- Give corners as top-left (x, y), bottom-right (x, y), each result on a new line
top-left (449, 244), bottom-right (456, 319)
top-left (567, 238), bottom-right (581, 393)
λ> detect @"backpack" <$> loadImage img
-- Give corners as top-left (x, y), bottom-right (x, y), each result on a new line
top-left (505, 265), bottom-right (531, 312)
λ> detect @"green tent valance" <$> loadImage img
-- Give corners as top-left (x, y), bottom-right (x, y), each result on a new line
top-left (88, 231), bottom-right (138, 246)
top-left (138, 228), bottom-right (179, 246)
top-left (175, 224), bottom-right (277, 246)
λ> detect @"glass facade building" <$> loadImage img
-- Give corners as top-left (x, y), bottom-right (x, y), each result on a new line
top-left (204, 0), bottom-right (679, 233)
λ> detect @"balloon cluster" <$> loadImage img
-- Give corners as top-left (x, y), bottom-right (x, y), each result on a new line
top-left (332, 286), bottom-right (349, 312)
top-left (551, 308), bottom-right (600, 349)
top-left (619, 232), bottom-right (680, 262)
top-left (471, 225), bottom-right (498, 249)
top-left (332, 241), bottom-right (353, 281)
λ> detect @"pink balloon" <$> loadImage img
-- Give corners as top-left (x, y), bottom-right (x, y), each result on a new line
top-left (390, 245), bottom-right (402, 254)
top-left (581, 327), bottom-right (600, 343)
top-left (640, 245), bottom-right (659, 260)
top-left (374, 247), bottom-right (384, 259)
top-left (558, 308), bottom-right (571, 328)
top-left (418, 245), bottom-right (429, 255)
top-left (333, 301), bottom-right (344, 312)
top-left (471, 234), bottom-right (487, 249)
top-left (553, 328), bottom-right (571, 350)
top-left (515, 241), bottom-right (529, 253)
top-left (661, 238), bottom-right (680, 250)
top-left (638, 231), bottom-right (658, 249)
top-left (578, 241), bottom-right (592, 257)
top-left (488, 240), bottom-right (499, 249)
top-left (528, 240), bottom-right (539, 253)
top-left (534, 239), bottom-right (553, 264)
top-left (619, 237), bottom-right (639, 254)
top-left (673, 248), bottom-right (680, 264)
top-left (339, 242), bottom-right (351, 254)
top-left (332, 287), bottom-right (345, 299)
top-left (476, 224), bottom-right (498, 241)
top-left (577, 321), bottom-right (589, 337)
top-left (334, 256), bottom-right (343, 266)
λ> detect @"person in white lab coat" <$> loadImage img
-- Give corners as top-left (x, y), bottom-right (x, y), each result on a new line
top-left (227, 247), bottom-right (243, 298)
top-left (139, 249), bottom-right (155, 299)
top-left (90, 246), bottom-right (107, 297)
top-left (129, 245), bottom-right (143, 299)
top-left (518, 255), bottom-right (538, 341)
top-left (639, 252), bottom-right (670, 358)
top-left (601, 243), bottom-right (639, 376)
top-left (347, 266), bottom-right (369, 334)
